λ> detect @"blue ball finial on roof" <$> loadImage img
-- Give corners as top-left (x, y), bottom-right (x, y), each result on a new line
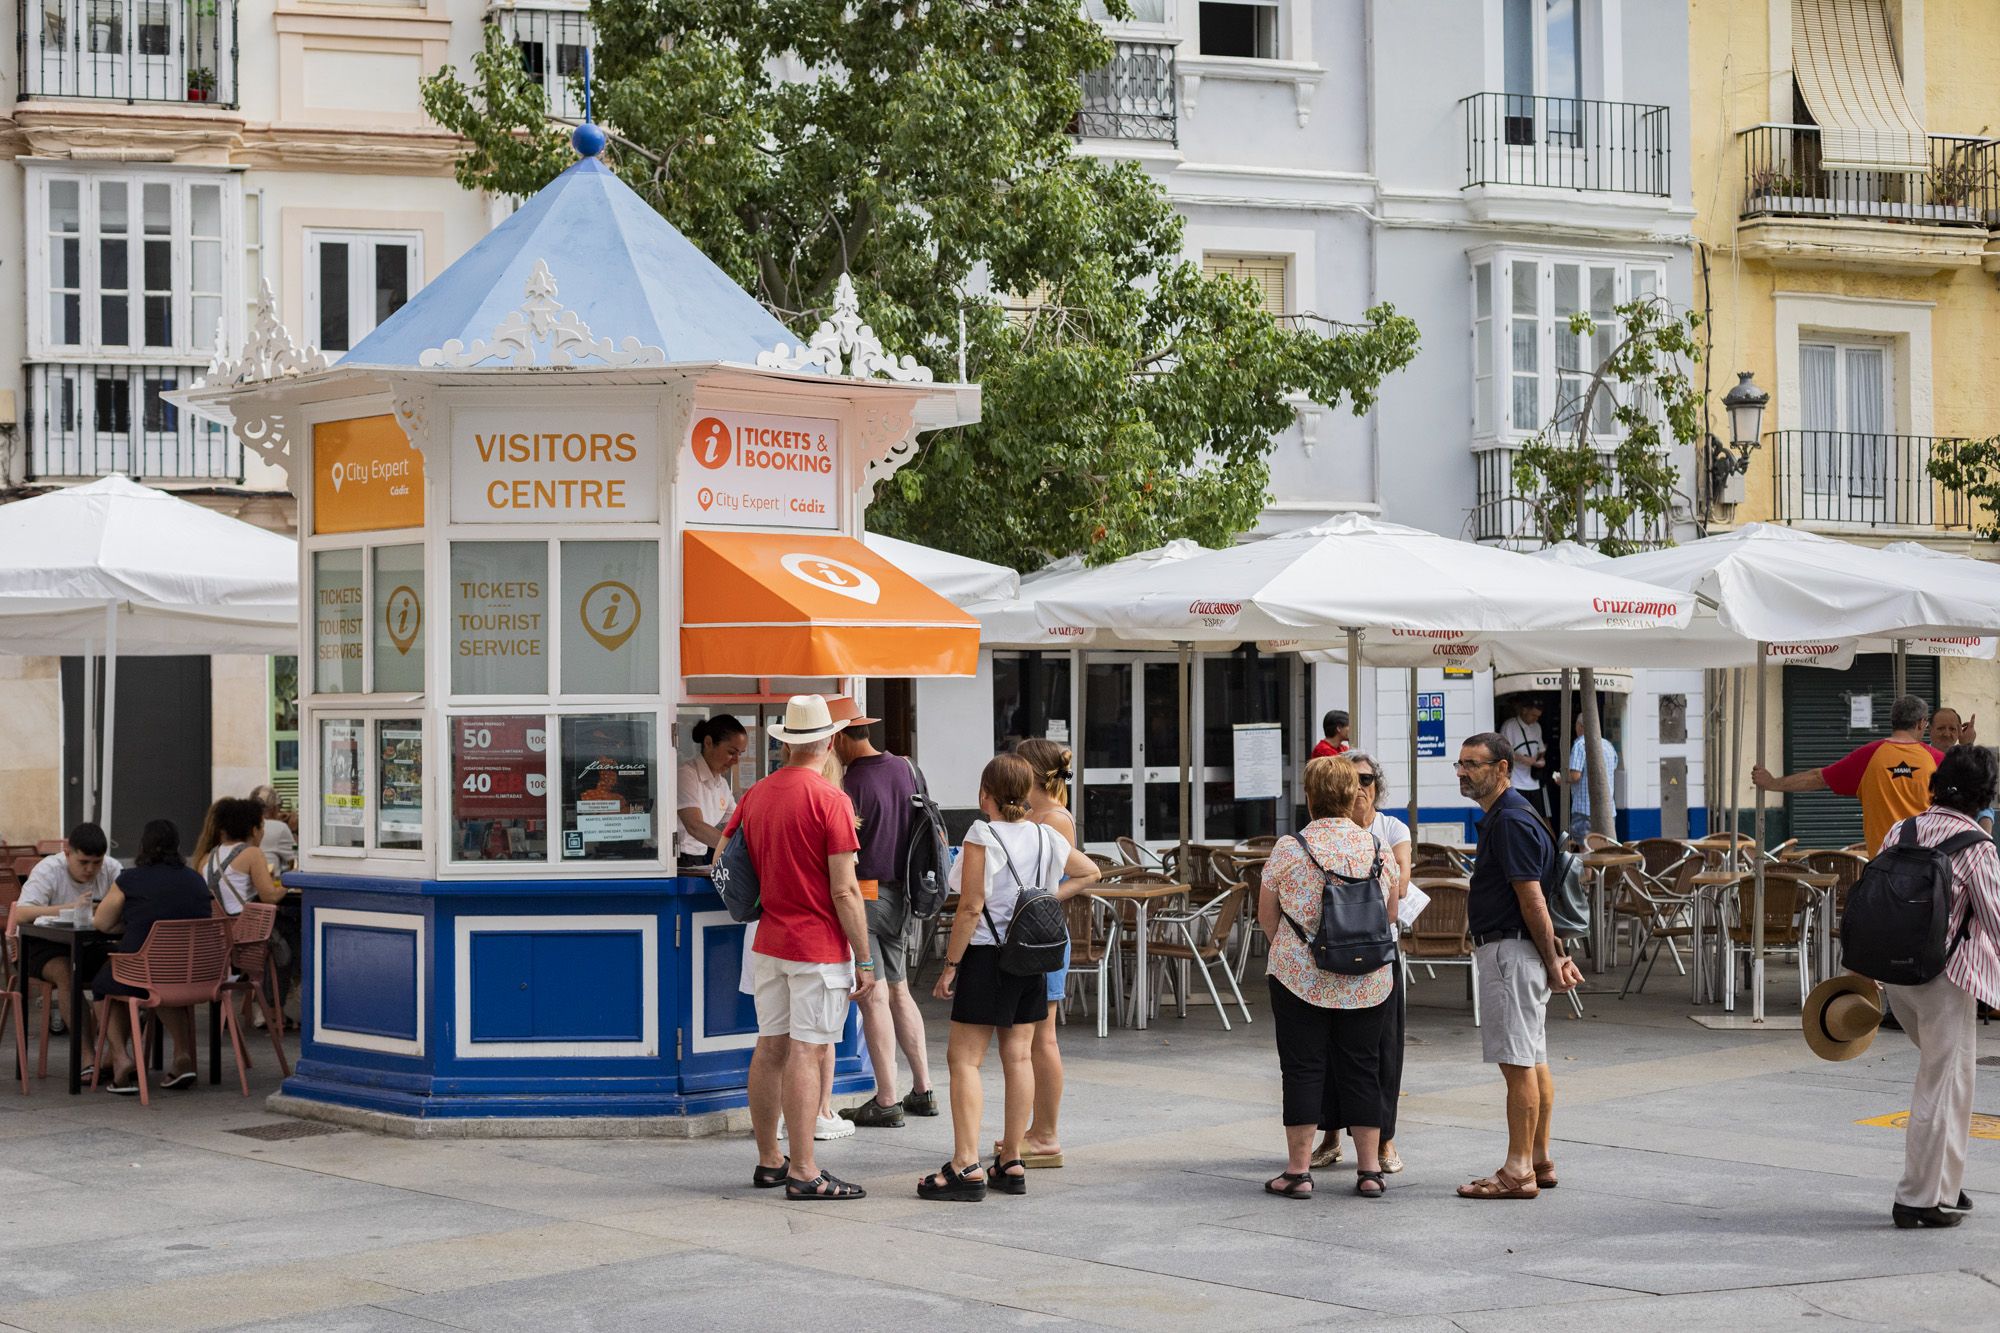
top-left (572, 122), bottom-right (606, 158)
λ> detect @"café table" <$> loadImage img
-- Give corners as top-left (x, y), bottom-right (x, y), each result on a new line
top-left (1686, 869), bottom-right (1742, 1004)
top-left (1578, 849), bottom-right (1643, 974)
top-left (1091, 880), bottom-right (1188, 1030)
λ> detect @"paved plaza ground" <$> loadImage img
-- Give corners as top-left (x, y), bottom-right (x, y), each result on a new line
top-left (0, 967), bottom-right (1996, 1332)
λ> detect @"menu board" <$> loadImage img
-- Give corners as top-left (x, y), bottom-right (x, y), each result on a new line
top-left (453, 715), bottom-right (549, 862)
top-left (560, 713), bottom-right (656, 861)
top-left (377, 720), bottom-right (424, 850)
top-left (320, 718), bottom-right (364, 849)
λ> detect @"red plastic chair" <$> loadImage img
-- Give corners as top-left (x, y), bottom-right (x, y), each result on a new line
top-left (0, 876), bottom-right (60, 1080)
top-left (225, 903), bottom-right (290, 1077)
top-left (89, 918), bottom-right (247, 1106)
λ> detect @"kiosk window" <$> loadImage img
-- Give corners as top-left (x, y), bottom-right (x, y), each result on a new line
top-left (559, 713), bottom-right (658, 862)
top-left (561, 541), bottom-right (659, 695)
top-left (319, 717), bottom-right (365, 849)
top-left (377, 718), bottom-right (423, 851)
top-left (452, 715), bottom-right (548, 861)
top-left (312, 549), bottom-right (364, 694)
top-left (372, 545), bottom-right (425, 693)
top-left (450, 542), bottom-right (548, 695)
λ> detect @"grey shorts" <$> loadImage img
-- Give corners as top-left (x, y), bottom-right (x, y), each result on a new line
top-left (1476, 938), bottom-right (1551, 1067)
top-left (866, 882), bottom-right (912, 986)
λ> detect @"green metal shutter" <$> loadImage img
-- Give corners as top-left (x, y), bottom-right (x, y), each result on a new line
top-left (1780, 654), bottom-right (1938, 847)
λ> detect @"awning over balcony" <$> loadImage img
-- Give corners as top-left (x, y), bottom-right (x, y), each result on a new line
top-left (1792, 0), bottom-right (1927, 171)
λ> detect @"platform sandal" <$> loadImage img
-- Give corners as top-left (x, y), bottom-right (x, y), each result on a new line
top-left (917, 1161), bottom-right (988, 1202)
top-left (989, 1156), bottom-right (1028, 1196)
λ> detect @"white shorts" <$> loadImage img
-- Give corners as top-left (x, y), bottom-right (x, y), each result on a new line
top-left (752, 952), bottom-right (854, 1046)
top-left (1476, 938), bottom-right (1551, 1067)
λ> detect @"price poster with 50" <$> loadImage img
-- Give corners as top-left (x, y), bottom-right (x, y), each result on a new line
top-left (681, 410), bottom-right (840, 530)
top-left (454, 717), bottom-right (549, 823)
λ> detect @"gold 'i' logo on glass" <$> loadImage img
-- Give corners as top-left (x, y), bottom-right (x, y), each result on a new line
top-left (581, 580), bottom-right (641, 651)
top-left (385, 586), bottom-right (422, 655)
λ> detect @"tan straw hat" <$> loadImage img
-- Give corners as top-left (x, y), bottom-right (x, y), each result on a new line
top-left (1803, 974), bottom-right (1885, 1062)
top-left (767, 695), bottom-right (846, 745)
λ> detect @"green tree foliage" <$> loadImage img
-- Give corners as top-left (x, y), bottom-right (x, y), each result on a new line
top-left (1924, 438), bottom-right (2000, 538)
top-left (1509, 295), bottom-right (1704, 556)
top-left (422, 4), bottom-right (1418, 571)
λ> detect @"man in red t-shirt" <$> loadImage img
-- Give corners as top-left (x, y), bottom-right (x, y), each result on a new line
top-left (729, 696), bottom-right (875, 1201)
top-left (1310, 709), bottom-right (1351, 760)
top-left (1754, 694), bottom-right (1943, 855)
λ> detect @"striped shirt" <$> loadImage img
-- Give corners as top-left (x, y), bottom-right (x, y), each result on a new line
top-left (1882, 808), bottom-right (2000, 1008)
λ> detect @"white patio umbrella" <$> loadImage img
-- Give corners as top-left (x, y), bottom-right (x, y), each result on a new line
top-left (0, 476), bottom-right (298, 841)
top-left (862, 532), bottom-right (1018, 609)
top-left (975, 540), bottom-right (1212, 648)
top-left (1036, 515), bottom-right (1698, 867)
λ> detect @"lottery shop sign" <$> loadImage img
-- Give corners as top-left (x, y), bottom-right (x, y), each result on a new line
top-left (451, 409), bottom-right (660, 523)
top-left (681, 409), bottom-right (839, 531)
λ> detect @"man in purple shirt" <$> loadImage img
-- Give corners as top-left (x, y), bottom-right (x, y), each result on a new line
top-left (830, 700), bottom-right (937, 1127)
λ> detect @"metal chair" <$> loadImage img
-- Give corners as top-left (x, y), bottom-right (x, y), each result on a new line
top-left (1115, 837), bottom-right (1168, 875)
top-left (1059, 894), bottom-right (1122, 1038)
top-left (1403, 883), bottom-right (1479, 1024)
top-left (1620, 858), bottom-right (1705, 998)
top-left (1722, 870), bottom-right (1816, 1011)
top-left (1146, 885), bottom-right (1253, 1030)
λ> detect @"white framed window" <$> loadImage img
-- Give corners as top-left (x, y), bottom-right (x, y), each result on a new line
top-left (1203, 252), bottom-right (1289, 317)
top-left (27, 166), bottom-right (239, 360)
top-left (486, 5), bottom-right (596, 123)
top-left (1504, 0), bottom-right (1584, 101)
top-left (1198, 1), bottom-right (1279, 59)
top-left (1089, 0), bottom-right (1169, 24)
top-left (1799, 338), bottom-right (1892, 506)
top-left (304, 229), bottom-right (420, 353)
top-left (1471, 248), bottom-right (1668, 442)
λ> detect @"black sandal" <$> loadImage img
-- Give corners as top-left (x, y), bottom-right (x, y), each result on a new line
top-left (989, 1156), bottom-right (1027, 1196)
top-left (784, 1171), bottom-right (866, 1201)
top-left (1265, 1170), bottom-right (1313, 1200)
top-left (918, 1161), bottom-right (988, 1202)
top-left (1356, 1170), bottom-right (1386, 1199)
top-left (751, 1157), bottom-right (789, 1189)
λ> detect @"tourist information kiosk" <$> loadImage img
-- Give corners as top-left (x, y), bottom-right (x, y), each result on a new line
top-left (177, 135), bottom-right (980, 1129)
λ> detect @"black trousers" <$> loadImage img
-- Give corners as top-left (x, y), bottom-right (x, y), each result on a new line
top-left (1269, 976), bottom-right (1387, 1129)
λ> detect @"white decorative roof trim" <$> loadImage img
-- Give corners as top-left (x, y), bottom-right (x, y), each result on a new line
top-left (758, 273), bottom-right (934, 383)
top-left (231, 390), bottom-right (298, 486)
top-left (419, 260), bottom-right (667, 369)
top-left (198, 280), bottom-right (330, 388)
top-left (854, 400), bottom-right (920, 502)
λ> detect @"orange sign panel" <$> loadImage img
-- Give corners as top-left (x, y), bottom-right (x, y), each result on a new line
top-left (313, 415), bottom-right (425, 535)
top-left (681, 531), bottom-right (978, 678)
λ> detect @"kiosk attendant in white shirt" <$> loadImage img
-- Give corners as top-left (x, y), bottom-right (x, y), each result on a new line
top-left (677, 715), bottom-right (748, 871)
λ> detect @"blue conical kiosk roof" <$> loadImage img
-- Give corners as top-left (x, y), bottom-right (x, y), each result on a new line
top-left (343, 157), bottom-right (798, 369)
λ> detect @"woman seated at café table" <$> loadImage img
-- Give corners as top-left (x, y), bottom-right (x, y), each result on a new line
top-left (90, 819), bottom-right (215, 1095)
top-left (192, 797), bottom-right (285, 914)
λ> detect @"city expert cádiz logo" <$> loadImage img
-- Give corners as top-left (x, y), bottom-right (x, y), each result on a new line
top-left (781, 554), bottom-right (880, 605)
top-left (581, 580), bottom-right (642, 651)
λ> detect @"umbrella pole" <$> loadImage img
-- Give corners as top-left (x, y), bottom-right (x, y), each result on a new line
top-left (1752, 643), bottom-right (1768, 1024)
top-left (102, 602), bottom-right (118, 848)
top-left (82, 629), bottom-right (96, 824)
top-left (1345, 627), bottom-right (1361, 748)
top-left (1558, 670), bottom-right (1574, 841)
top-left (1894, 638), bottom-right (1907, 699)
top-left (1178, 641), bottom-right (1191, 876)
top-left (1407, 668), bottom-right (1420, 835)
top-left (1728, 667), bottom-right (1745, 876)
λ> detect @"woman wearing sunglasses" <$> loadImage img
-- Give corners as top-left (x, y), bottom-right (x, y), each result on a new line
top-left (1311, 751), bottom-right (1412, 1176)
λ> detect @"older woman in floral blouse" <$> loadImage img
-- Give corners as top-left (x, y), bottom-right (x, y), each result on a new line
top-left (1257, 755), bottom-right (1396, 1199)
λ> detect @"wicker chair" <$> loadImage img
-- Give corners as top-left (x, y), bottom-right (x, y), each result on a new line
top-left (1620, 858), bottom-right (1705, 998)
top-left (89, 918), bottom-right (248, 1106)
top-left (1723, 869), bottom-right (1816, 1010)
top-left (1404, 883), bottom-right (1479, 1024)
top-left (1060, 894), bottom-right (1122, 1038)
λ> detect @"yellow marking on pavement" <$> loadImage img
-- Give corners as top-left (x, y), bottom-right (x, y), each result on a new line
top-left (1857, 1111), bottom-right (2000, 1139)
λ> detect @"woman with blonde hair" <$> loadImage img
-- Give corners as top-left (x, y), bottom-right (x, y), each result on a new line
top-left (1257, 755), bottom-right (1396, 1199)
top-left (1005, 738), bottom-right (1077, 1167)
top-left (922, 753), bottom-right (1099, 1201)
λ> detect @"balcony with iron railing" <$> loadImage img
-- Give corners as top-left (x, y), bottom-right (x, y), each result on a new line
top-left (18, 0), bottom-right (237, 107)
top-left (26, 361), bottom-right (241, 481)
top-left (1471, 445), bottom-right (1672, 549)
top-left (1074, 40), bottom-right (1176, 146)
top-left (485, 3), bottom-right (594, 124)
top-left (1768, 430), bottom-right (1973, 531)
top-left (1461, 92), bottom-right (1672, 197)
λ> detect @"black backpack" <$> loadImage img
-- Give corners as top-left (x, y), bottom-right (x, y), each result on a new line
top-left (1840, 819), bottom-right (1988, 987)
top-left (1279, 833), bottom-right (1397, 975)
top-left (713, 822), bottom-right (761, 923)
top-left (979, 824), bottom-right (1071, 976)
top-left (899, 757), bottom-right (952, 920)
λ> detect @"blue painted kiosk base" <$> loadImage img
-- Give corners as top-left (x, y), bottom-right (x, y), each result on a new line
top-left (277, 874), bottom-right (868, 1131)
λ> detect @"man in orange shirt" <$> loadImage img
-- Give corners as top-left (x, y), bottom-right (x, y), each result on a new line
top-left (1752, 695), bottom-right (1942, 856)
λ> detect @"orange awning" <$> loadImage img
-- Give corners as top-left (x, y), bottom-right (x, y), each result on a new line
top-left (682, 531), bottom-right (979, 678)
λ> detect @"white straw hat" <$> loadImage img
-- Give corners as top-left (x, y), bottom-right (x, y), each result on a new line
top-left (767, 695), bottom-right (845, 745)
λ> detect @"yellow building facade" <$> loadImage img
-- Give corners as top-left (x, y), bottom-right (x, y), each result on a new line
top-left (1692, 0), bottom-right (2000, 839)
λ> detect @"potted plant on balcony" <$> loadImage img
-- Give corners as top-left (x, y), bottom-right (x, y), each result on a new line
top-left (187, 67), bottom-right (216, 102)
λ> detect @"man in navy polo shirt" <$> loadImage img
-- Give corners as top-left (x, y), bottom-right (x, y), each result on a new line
top-left (1453, 732), bottom-right (1581, 1201)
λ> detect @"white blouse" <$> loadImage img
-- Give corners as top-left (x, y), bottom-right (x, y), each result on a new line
top-left (675, 758), bottom-right (736, 857)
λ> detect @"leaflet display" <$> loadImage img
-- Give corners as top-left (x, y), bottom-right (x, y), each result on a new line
top-left (320, 718), bottom-right (364, 849)
top-left (377, 720), bottom-right (424, 851)
top-left (452, 715), bottom-right (550, 862)
top-left (560, 713), bottom-right (657, 862)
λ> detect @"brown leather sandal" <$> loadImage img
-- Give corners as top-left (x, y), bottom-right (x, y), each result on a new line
top-left (1456, 1169), bottom-right (1540, 1200)
top-left (1534, 1159), bottom-right (1558, 1189)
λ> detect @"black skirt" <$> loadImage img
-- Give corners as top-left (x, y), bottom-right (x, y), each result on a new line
top-left (949, 944), bottom-right (1044, 1027)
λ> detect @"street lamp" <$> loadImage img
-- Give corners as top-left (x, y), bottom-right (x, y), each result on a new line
top-left (1707, 370), bottom-right (1770, 502)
